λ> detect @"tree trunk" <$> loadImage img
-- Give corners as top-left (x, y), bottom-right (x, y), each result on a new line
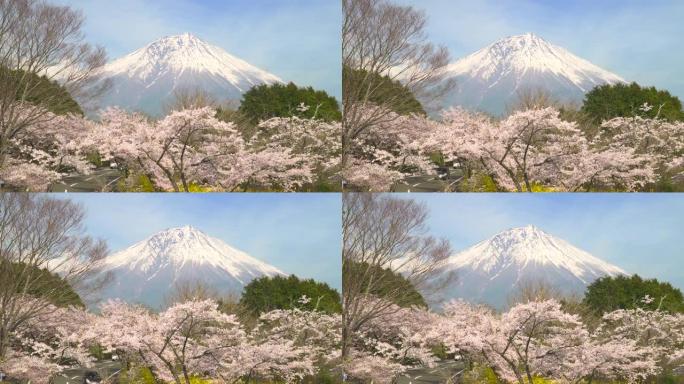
top-left (0, 327), bottom-right (9, 360)
top-left (157, 164), bottom-right (180, 192)
top-left (0, 149), bottom-right (6, 174)
top-left (523, 173), bottom-right (532, 192)
top-left (525, 369), bottom-right (534, 384)
top-left (180, 172), bottom-right (190, 192)
top-left (341, 322), bottom-right (350, 360)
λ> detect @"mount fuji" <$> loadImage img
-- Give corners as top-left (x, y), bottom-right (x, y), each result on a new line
top-left (443, 33), bottom-right (625, 115)
top-left (94, 226), bottom-right (284, 308)
top-left (435, 225), bottom-right (626, 309)
top-left (95, 33), bottom-right (282, 116)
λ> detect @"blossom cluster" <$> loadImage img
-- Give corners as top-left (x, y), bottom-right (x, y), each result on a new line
top-left (0, 297), bottom-right (341, 384)
top-left (344, 105), bottom-right (684, 192)
top-left (1, 106), bottom-right (341, 192)
top-left (345, 297), bottom-right (684, 384)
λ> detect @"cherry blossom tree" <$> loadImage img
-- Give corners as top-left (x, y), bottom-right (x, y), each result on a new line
top-left (252, 104), bottom-right (342, 172)
top-left (343, 107), bottom-right (437, 191)
top-left (344, 297), bottom-right (440, 384)
top-left (246, 110), bottom-right (341, 190)
top-left (342, 158), bottom-right (404, 192)
top-left (0, 298), bottom-right (96, 384)
top-left (4, 293), bottom-right (675, 383)
top-left (93, 298), bottom-right (342, 384)
top-left (0, 193), bottom-right (107, 362)
top-left (597, 105), bottom-right (684, 176)
top-left (342, 193), bottom-right (452, 361)
top-left (94, 299), bottom-right (247, 384)
top-left (436, 299), bottom-right (660, 384)
top-left (94, 107), bottom-right (247, 192)
top-left (238, 302), bottom-right (341, 382)
top-left (0, 0), bottom-right (108, 178)
top-left (342, 0), bottom-right (454, 166)
top-left (0, 107), bottom-right (97, 191)
top-left (598, 304), bottom-right (684, 373)
top-left (344, 105), bottom-right (676, 192)
top-left (432, 107), bottom-right (655, 192)
top-left (557, 338), bottom-right (659, 384)
top-left (340, 290), bottom-right (678, 384)
top-left (5, 105), bottom-right (340, 191)
top-left (555, 295), bottom-right (680, 383)
top-left (2, 297), bottom-right (342, 383)
top-left (344, 349), bottom-right (406, 384)
top-left (94, 107), bottom-right (333, 192)
top-left (446, 300), bottom-right (584, 383)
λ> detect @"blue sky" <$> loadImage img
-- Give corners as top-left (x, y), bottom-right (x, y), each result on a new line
top-left (52, 193), bottom-right (341, 291)
top-left (395, 0), bottom-right (684, 101)
top-left (54, 0), bottom-right (341, 99)
top-left (404, 193), bottom-right (684, 291)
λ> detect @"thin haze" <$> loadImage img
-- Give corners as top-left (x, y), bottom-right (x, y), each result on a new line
top-left (50, 193), bottom-right (342, 291)
top-left (395, 0), bottom-right (684, 101)
top-left (404, 193), bottom-right (684, 291)
top-left (53, 0), bottom-right (342, 99)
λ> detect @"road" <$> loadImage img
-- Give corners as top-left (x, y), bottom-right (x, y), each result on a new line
top-left (391, 170), bottom-right (464, 193)
top-left (48, 169), bottom-right (124, 192)
top-left (394, 361), bottom-right (466, 384)
top-left (51, 360), bottom-right (122, 384)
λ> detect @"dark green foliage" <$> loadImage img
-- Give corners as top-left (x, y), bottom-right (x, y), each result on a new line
top-left (301, 366), bottom-right (344, 384)
top-left (240, 275), bottom-right (342, 315)
top-left (0, 67), bottom-right (83, 115)
top-left (115, 173), bottom-right (158, 193)
top-left (215, 107), bottom-right (255, 135)
top-left (581, 82), bottom-right (684, 123)
top-left (0, 261), bottom-right (84, 307)
top-left (238, 82), bottom-right (341, 123)
top-left (117, 366), bottom-right (156, 384)
top-left (344, 261), bottom-right (427, 308)
top-left (460, 364), bottom-right (500, 384)
top-left (653, 170), bottom-right (684, 193)
top-left (584, 275), bottom-right (684, 314)
top-left (343, 66), bottom-right (426, 116)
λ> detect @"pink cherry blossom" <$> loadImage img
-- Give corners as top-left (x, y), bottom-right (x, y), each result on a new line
top-left (343, 105), bottom-right (680, 191)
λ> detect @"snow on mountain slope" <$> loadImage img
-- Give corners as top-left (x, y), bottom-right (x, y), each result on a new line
top-left (95, 226), bottom-right (284, 308)
top-left (95, 33), bottom-right (282, 116)
top-left (435, 225), bottom-right (626, 309)
top-left (443, 33), bottom-right (625, 115)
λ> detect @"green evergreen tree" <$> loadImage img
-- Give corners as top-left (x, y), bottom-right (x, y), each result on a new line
top-left (581, 82), bottom-right (684, 123)
top-left (239, 275), bottom-right (342, 315)
top-left (342, 66), bottom-right (426, 116)
top-left (1, 261), bottom-right (84, 307)
top-left (1, 67), bottom-right (83, 116)
top-left (345, 261), bottom-right (427, 308)
top-left (238, 82), bottom-right (341, 123)
top-left (583, 274), bottom-right (684, 314)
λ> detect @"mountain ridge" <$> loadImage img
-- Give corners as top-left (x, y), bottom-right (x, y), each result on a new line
top-left (435, 225), bottom-right (627, 309)
top-left (442, 33), bottom-right (625, 115)
top-left (94, 225), bottom-right (284, 309)
top-left (95, 33), bottom-right (282, 116)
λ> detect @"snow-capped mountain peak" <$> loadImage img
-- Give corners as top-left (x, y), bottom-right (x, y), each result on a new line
top-left (95, 226), bottom-right (283, 308)
top-left (104, 225), bottom-right (283, 276)
top-left (443, 33), bottom-right (625, 115)
top-left (436, 225), bottom-right (627, 308)
top-left (104, 33), bottom-right (281, 85)
top-left (447, 33), bottom-right (624, 87)
top-left (95, 33), bottom-right (283, 116)
top-left (449, 225), bottom-right (626, 280)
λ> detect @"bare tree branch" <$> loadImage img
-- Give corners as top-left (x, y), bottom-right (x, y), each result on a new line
top-left (0, 0), bottom-right (109, 171)
top-left (342, 0), bottom-right (455, 164)
top-left (0, 193), bottom-right (109, 358)
top-left (342, 193), bottom-right (453, 359)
